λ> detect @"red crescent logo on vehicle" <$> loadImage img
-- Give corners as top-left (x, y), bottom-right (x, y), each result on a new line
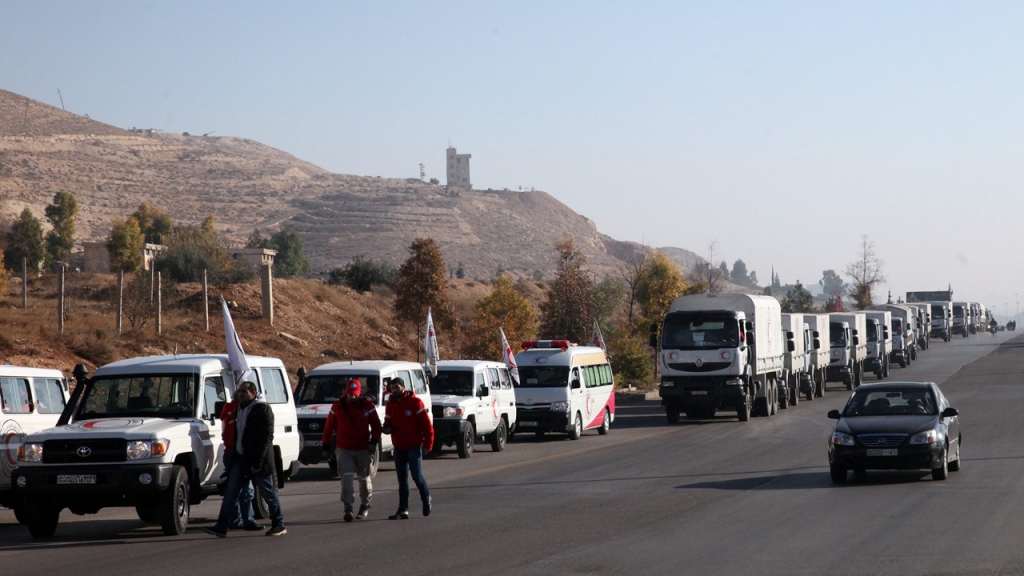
top-left (587, 396), bottom-right (595, 415)
top-left (492, 397), bottom-right (499, 419)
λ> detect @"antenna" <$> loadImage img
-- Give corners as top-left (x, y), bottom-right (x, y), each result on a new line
top-left (419, 163), bottom-right (425, 180)
top-left (56, 89), bottom-right (65, 111)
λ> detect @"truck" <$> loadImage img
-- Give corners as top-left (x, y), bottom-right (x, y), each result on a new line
top-left (802, 314), bottom-right (830, 399)
top-left (780, 313), bottom-right (813, 407)
top-left (657, 294), bottom-right (784, 422)
top-left (872, 304), bottom-right (917, 367)
top-left (827, 313), bottom-right (868, 390)
top-left (863, 310), bottom-right (892, 379)
top-left (908, 303), bottom-right (931, 350)
top-left (929, 301), bottom-right (954, 342)
top-left (969, 303), bottom-right (982, 334)
top-left (951, 301), bottom-right (971, 338)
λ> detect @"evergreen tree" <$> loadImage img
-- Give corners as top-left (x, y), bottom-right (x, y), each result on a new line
top-left (44, 191), bottom-right (78, 265)
top-left (107, 216), bottom-right (145, 273)
top-left (393, 238), bottom-right (458, 337)
top-left (780, 281), bottom-right (815, 313)
top-left (730, 259), bottom-right (751, 286)
top-left (130, 202), bottom-right (173, 244)
top-left (5, 208), bottom-right (45, 273)
top-left (268, 228), bottom-right (311, 278)
top-left (539, 235), bottom-right (594, 344)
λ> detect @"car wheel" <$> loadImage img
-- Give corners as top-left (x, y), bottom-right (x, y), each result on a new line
top-left (949, 441), bottom-right (961, 472)
top-left (597, 409), bottom-right (610, 435)
top-left (25, 498), bottom-right (61, 538)
top-left (829, 464), bottom-right (847, 484)
top-left (568, 413), bottom-right (583, 440)
top-left (159, 465), bottom-right (190, 536)
top-left (369, 442), bottom-right (382, 477)
top-left (135, 500), bottom-right (160, 523)
top-left (932, 445), bottom-right (949, 481)
top-left (489, 419), bottom-right (508, 451)
top-left (457, 423), bottom-right (475, 458)
top-left (666, 403), bottom-right (680, 424)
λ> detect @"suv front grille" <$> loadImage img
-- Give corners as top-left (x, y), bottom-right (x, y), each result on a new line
top-left (44, 439), bottom-right (127, 464)
top-left (298, 418), bottom-right (327, 434)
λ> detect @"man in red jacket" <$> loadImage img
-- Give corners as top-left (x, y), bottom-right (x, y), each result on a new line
top-left (321, 379), bottom-right (382, 522)
top-left (382, 377), bottom-right (434, 520)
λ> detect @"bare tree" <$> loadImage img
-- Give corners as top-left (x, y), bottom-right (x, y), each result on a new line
top-left (690, 240), bottom-right (726, 294)
top-left (617, 246), bottom-right (649, 325)
top-left (845, 235), bottom-right (885, 309)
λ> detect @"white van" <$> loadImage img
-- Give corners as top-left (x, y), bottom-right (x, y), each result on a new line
top-left (430, 360), bottom-right (517, 458)
top-left (514, 340), bottom-right (615, 440)
top-left (13, 354), bottom-right (300, 538)
top-left (294, 361), bottom-right (431, 475)
top-left (0, 366), bottom-right (69, 522)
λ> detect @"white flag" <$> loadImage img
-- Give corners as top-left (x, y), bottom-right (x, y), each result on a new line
top-left (500, 327), bottom-right (519, 384)
top-left (592, 318), bottom-right (608, 352)
top-left (221, 296), bottom-right (252, 385)
top-left (425, 307), bottom-right (439, 377)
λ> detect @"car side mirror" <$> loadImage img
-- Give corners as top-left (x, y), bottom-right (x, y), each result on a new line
top-left (941, 407), bottom-right (958, 418)
top-left (827, 409), bottom-right (841, 420)
top-left (571, 379), bottom-right (581, 390)
top-left (479, 385), bottom-right (491, 398)
top-left (213, 400), bottom-right (226, 419)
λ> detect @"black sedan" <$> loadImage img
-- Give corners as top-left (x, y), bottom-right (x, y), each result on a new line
top-left (827, 381), bottom-right (961, 483)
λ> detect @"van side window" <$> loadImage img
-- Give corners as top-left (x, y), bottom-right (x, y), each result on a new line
top-left (259, 368), bottom-right (290, 404)
top-left (33, 378), bottom-right (66, 414)
top-left (411, 370), bottom-right (427, 395)
top-left (0, 377), bottom-right (32, 414)
top-left (203, 376), bottom-right (227, 419)
top-left (603, 364), bottom-right (614, 386)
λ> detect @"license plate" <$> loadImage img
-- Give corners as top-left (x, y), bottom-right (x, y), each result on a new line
top-left (690, 390), bottom-right (708, 395)
top-left (518, 421), bottom-right (538, 427)
top-left (866, 449), bottom-right (898, 456)
top-left (57, 474), bottom-right (97, 485)
top-left (303, 440), bottom-right (321, 447)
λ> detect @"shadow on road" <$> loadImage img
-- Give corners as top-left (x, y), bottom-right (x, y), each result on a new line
top-left (675, 469), bottom-right (937, 491)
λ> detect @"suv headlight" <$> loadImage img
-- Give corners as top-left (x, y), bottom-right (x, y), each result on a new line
top-left (831, 431), bottom-right (855, 446)
top-left (127, 439), bottom-right (170, 460)
top-left (550, 401), bottom-right (570, 412)
top-left (442, 407), bottom-right (464, 418)
top-left (910, 429), bottom-right (941, 445)
top-left (18, 443), bottom-right (44, 463)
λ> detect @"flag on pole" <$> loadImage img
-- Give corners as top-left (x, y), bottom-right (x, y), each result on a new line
top-left (500, 327), bottom-right (519, 384)
top-left (425, 307), bottom-right (439, 377)
top-left (592, 318), bottom-right (608, 352)
top-left (221, 296), bottom-right (252, 385)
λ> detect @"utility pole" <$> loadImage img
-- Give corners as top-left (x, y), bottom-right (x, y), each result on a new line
top-left (56, 89), bottom-right (65, 111)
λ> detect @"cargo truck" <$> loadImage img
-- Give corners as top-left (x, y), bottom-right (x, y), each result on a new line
top-left (929, 301), bottom-right (953, 342)
top-left (802, 314), bottom-right (830, 399)
top-left (871, 304), bottom-right (916, 366)
top-left (827, 313), bottom-right (868, 390)
top-left (781, 313), bottom-right (814, 407)
top-left (863, 310), bottom-right (892, 379)
top-left (952, 301), bottom-right (971, 338)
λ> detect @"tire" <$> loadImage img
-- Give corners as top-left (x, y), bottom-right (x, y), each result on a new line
top-left (770, 384), bottom-right (778, 415)
top-left (25, 498), bottom-right (61, 538)
top-left (737, 391), bottom-right (751, 422)
top-left (816, 371), bottom-right (825, 398)
top-left (883, 358), bottom-right (890, 377)
top-left (568, 413), bottom-right (583, 440)
top-left (829, 464), bottom-right (847, 484)
top-left (875, 370), bottom-right (883, 380)
top-left (779, 381), bottom-right (789, 410)
top-left (135, 501), bottom-right (160, 523)
top-left (754, 396), bottom-right (768, 417)
top-left (369, 442), bottom-right (381, 477)
top-left (911, 347), bottom-right (918, 361)
top-left (159, 465), bottom-right (190, 536)
top-left (488, 419), bottom-right (508, 451)
top-left (932, 445), bottom-right (949, 481)
top-left (949, 440), bottom-right (961, 472)
top-left (854, 363), bottom-right (863, 388)
top-left (666, 403), bottom-right (680, 424)
top-left (597, 409), bottom-right (610, 435)
top-left (790, 376), bottom-right (799, 407)
top-left (13, 501), bottom-right (28, 525)
top-left (457, 423), bottom-right (475, 458)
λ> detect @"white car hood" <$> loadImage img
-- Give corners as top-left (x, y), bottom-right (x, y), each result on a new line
top-left (297, 404), bottom-right (334, 417)
top-left (26, 417), bottom-right (194, 442)
top-left (430, 395), bottom-right (475, 408)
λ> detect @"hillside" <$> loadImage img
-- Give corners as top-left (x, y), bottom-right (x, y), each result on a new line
top-left (0, 88), bottom-right (695, 280)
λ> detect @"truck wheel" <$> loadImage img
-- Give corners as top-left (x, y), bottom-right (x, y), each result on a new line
top-left (25, 499), bottom-right (61, 538)
top-left (754, 397), bottom-right (768, 417)
top-left (666, 403), bottom-right (680, 424)
top-left (816, 372), bottom-right (825, 398)
top-left (457, 423), bottom-right (475, 458)
top-left (488, 419), bottom-right (508, 451)
top-left (597, 409), bottom-right (611, 435)
top-left (737, 392), bottom-right (751, 421)
top-left (568, 413), bottom-right (583, 440)
top-left (854, 363), bottom-right (863, 388)
top-left (136, 500), bottom-right (160, 523)
top-left (159, 465), bottom-right (190, 536)
top-left (883, 359), bottom-right (890, 377)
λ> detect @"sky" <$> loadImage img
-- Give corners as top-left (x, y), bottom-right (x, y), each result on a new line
top-left (2, 1), bottom-right (1023, 319)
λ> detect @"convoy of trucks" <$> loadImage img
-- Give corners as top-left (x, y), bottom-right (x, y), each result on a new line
top-left (863, 310), bottom-right (892, 379)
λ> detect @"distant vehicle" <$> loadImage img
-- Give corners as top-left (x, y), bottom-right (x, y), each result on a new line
top-left (928, 301), bottom-right (953, 342)
top-left (951, 302), bottom-right (971, 338)
top-left (827, 382), bottom-right (961, 483)
top-left (430, 360), bottom-right (517, 457)
top-left (871, 304), bottom-right (917, 365)
top-left (907, 303), bottom-right (931, 351)
top-left (863, 310), bottom-right (892, 379)
top-left (781, 313), bottom-right (816, 407)
top-left (827, 313), bottom-right (868, 390)
top-left (802, 314), bottom-right (831, 399)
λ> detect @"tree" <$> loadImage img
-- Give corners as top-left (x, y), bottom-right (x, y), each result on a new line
top-left (689, 240), bottom-right (726, 294)
top-left (5, 208), bottom-right (45, 273)
top-left (0, 250), bottom-right (10, 299)
top-left (155, 217), bottom-right (251, 284)
top-left (771, 268), bottom-right (782, 291)
top-left (245, 228), bottom-right (266, 249)
top-left (730, 259), bottom-right (751, 287)
top-left (44, 191), bottom-right (78, 265)
top-left (780, 281), bottom-right (815, 313)
top-left (825, 290), bottom-right (846, 312)
top-left (845, 235), bottom-right (885, 309)
top-left (748, 270), bottom-right (759, 287)
top-left (617, 247), bottom-right (649, 326)
top-left (462, 273), bottom-right (538, 360)
top-left (393, 238), bottom-right (458, 339)
top-left (607, 328), bottom-right (652, 387)
top-left (130, 202), bottom-right (173, 244)
top-left (329, 255), bottom-right (399, 292)
top-left (122, 273), bottom-right (154, 328)
top-left (592, 275), bottom-right (626, 325)
top-left (539, 235), bottom-right (594, 343)
top-left (107, 216), bottom-right (145, 273)
top-left (636, 250), bottom-right (688, 328)
top-left (819, 269), bottom-right (846, 299)
top-left (268, 228), bottom-right (311, 278)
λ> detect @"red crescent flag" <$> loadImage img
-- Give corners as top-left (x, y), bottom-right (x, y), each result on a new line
top-left (592, 319), bottom-right (607, 353)
top-left (500, 327), bottom-right (519, 383)
top-left (425, 307), bottom-right (439, 377)
top-left (221, 296), bottom-right (253, 387)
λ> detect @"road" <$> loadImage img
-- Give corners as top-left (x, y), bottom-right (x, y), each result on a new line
top-left (3, 332), bottom-right (1023, 575)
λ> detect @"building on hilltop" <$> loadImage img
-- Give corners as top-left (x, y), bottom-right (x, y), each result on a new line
top-left (446, 146), bottom-right (471, 189)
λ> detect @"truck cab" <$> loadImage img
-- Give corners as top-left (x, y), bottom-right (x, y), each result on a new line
top-left (930, 302), bottom-right (953, 342)
top-left (827, 313), bottom-right (868, 390)
top-left (952, 302), bottom-right (971, 338)
top-left (863, 310), bottom-right (892, 379)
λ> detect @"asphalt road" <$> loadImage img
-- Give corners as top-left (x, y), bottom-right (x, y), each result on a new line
top-left (3, 331), bottom-right (1023, 575)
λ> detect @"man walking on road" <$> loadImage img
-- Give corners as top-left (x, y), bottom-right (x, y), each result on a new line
top-left (219, 388), bottom-right (261, 531)
top-left (382, 377), bottom-right (434, 520)
top-left (322, 379), bottom-right (382, 522)
top-left (205, 380), bottom-right (287, 537)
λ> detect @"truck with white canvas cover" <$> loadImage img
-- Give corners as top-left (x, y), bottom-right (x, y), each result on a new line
top-left (802, 314), bottom-right (830, 399)
top-left (780, 313), bottom-right (813, 407)
top-left (929, 301), bottom-right (953, 342)
top-left (827, 313), bottom-right (868, 390)
top-left (908, 303), bottom-right (931, 350)
top-left (657, 294), bottom-right (784, 422)
top-left (952, 301), bottom-right (971, 338)
top-left (969, 303), bottom-right (982, 334)
top-left (863, 310), bottom-right (892, 379)
top-left (871, 304), bottom-right (916, 367)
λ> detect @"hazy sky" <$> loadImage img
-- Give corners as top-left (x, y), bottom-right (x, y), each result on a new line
top-left (3, 2), bottom-right (1023, 318)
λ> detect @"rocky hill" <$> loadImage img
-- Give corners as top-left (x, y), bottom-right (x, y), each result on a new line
top-left (0, 88), bottom-right (701, 278)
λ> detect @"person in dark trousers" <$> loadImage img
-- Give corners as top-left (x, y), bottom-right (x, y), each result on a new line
top-left (205, 380), bottom-right (287, 537)
top-left (382, 377), bottom-right (434, 520)
top-left (321, 379), bottom-right (382, 522)
top-left (219, 388), bottom-right (261, 531)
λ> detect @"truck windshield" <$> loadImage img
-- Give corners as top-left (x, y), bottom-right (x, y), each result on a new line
top-left (829, 323), bottom-right (847, 347)
top-left (516, 366), bottom-right (569, 388)
top-left (892, 321), bottom-right (903, 335)
top-left (78, 374), bottom-right (195, 419)
top-left (431, 371), bottom-right (474, 396)
top-left (866, 323), bottom-right (878, 342)
top-left (662, 313), bottom-right (739, 350)
top-left (953, 305), bottom-right (964, 317)
top-left (931, 305), bottom-right (944, 317)
top-left (300, 375), bottom-right (379, 405)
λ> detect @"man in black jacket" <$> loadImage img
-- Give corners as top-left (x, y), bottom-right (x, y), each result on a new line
top-left (205, 380), bottom-right (287, 537)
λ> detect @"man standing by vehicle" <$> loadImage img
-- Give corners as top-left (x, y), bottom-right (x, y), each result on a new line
top-left (383, 377), bottom-right (434, 520)
top-left (321, 379), bottom-right (382, 522)
top-left (219, 388), bottom-right (261, 531)
top-left (205, 380), bottom-right (287, 537)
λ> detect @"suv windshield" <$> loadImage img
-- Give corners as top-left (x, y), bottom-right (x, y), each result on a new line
top-left (843, 388), bottom-right (938, 417)
top-left (300, 375), bottom-right (379, 405)
top-left (662, 313), bottom-right (740, 350)
top-left (78, 374), bottom-right (195, 419)
top-left (516, 366), bottom-right (569, 388)
top-left (431, 371), bottom-right (474, 396)
top-left (830, 323), bottom-right (847, 347)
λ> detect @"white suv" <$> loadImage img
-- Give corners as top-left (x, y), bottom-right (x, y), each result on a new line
top-left (430, 360), bottom-right (517, 458)
top-left (13, 354), bottom-right (300, 538)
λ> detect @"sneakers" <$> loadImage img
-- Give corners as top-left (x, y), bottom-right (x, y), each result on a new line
top-left (356, 505), bottom-right (370, 520)
top-left (203, 526), bottom-right (228, 538)
top-left (265, 526), bottom-right (287, 536)
top-left (423, 496), bottom-right (432, 517)
top-left (343, 510), bottom-right (355, 523)
top-left (243, 522), bottom-right (265, 532)
top-left (388, 509), bottom-right (410, 520)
